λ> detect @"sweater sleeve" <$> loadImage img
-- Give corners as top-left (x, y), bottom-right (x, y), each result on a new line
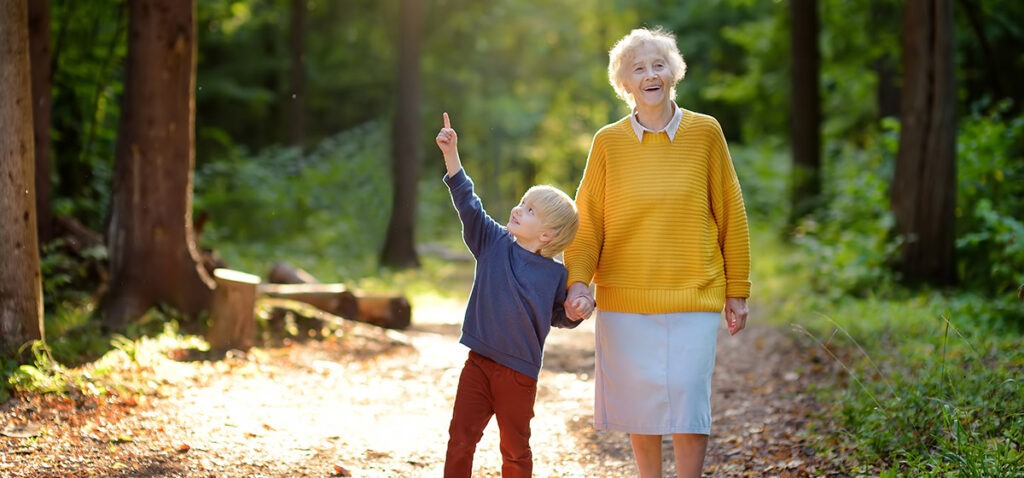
top-left (564, 132), bottom-right (607, 286)
top-left (706, 118), bottom-right (752, 298)
top-left (550, 268), bottom-right (581, 329)
top-left (444, 169), bottom-right (504, 258)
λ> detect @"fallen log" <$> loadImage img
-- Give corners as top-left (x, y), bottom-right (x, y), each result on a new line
top-left (267, 261), bottom-right (320, 285)
top-left (206, 268), bottom-right (261, 352)
top-left (258, 298), bottom-right (411, 348)
top-left (257, 283), bottom-right (359, 320)
top-left (262, 261), bottom-right (412, 330)
top-left (352, 293), bottom-right (412, 330)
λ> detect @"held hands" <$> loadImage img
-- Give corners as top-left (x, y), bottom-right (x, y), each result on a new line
top-left (725, 297), bottom-right (748, 335)
top-left (435, 112), bottom-right (461, 177)
top-left (565, 282), bottom-right (595, 321)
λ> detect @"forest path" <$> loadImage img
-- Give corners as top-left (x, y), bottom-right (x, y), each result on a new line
top-left (2, 302), bottom-right (843, 477)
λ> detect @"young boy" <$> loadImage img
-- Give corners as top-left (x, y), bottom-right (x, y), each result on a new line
top-left (435, 112), bottom-right (585, 478)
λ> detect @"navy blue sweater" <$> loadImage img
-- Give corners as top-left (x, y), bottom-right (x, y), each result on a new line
top-left (445, 169), bottom-right (580, 380)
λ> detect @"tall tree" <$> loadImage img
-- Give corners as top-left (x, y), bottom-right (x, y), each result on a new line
top-left (380, 0), bottom-right (424, 268)
top-left (892, 0), bottom-right (957, 286)
top-left (787, 0), bottom-right (821, 228)
top-left (1, 0), bottom-right (45, 360)
top-left (287, 0), bottom-right (306, 148)
top-left (29, 0), bottom-right (53, 244)
top-left (101, 0), bottom-right (213, 330)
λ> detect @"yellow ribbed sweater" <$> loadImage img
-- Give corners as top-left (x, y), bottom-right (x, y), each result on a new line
top-left (565, 109), bottom-right (751, 314)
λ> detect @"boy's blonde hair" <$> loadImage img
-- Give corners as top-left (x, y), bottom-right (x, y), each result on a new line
top-left (608, 27), bottom-right (687, 108)
top-left (522, 185), bottom-right (579, 258)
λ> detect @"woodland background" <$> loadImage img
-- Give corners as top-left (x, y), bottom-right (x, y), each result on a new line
top-left (1, 0), bottom-right (1023, 475)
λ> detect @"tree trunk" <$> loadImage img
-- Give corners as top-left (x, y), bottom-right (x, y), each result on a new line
top-left (787, 0), bottom-right (821, 228)
top-left (29, 0), bottom-right (53, 244)
top-left (0, 0), bottom-right (45, 360)
top-left (101, 0), bottom-right (213, 330)
top-left (287, 0), bottom-right (306, 148)
top-left (892, 0), bottom-right (957, 286)
top-left (206, 269), bottom-right (260, 352)
top-left (380, 0), bottom-right (424, 269)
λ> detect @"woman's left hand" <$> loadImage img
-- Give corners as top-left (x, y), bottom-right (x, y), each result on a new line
top-left (725, 297), bottom-right (748, 335)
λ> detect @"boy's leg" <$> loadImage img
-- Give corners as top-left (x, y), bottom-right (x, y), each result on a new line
top-left (444, 353), bottom-right (495, 478)
top-left (491, 363), bottom-right (537, 478)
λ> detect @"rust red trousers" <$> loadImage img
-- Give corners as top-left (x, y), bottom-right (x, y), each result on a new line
top-left (444, 351), bottom-right (538, 478)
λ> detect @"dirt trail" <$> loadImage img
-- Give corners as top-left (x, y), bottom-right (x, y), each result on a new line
top-left (1, 303), bottom-right (840, 477)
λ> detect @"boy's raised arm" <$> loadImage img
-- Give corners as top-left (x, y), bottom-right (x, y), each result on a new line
top-left (435, 112), bottom-right (462, 177)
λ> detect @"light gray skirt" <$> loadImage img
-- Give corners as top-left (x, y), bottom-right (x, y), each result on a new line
top-left (593, 310), bottom-right (721, 435)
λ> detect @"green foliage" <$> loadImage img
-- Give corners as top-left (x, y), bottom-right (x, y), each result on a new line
top-left (49, 0), bottom-right (126, 231)
top-left (955, 103), bottom-right (1024, 295)
top-left (194, 121), bottom-right (394, 281)
top-left (791, 120), bottom-right (901, 299)
top-left (39, 240), bottom-right (106, 319)
top-left (729, 144), bottom-right (789, 223)
top-left (8, 342), bottom-right (71, 396)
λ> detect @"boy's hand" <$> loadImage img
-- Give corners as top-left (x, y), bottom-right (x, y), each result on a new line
top-left (565, 282), bottom-right (595, 321)
top-left (436, 112), bottom-right (461, 176)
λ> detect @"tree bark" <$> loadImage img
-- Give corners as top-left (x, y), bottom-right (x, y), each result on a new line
top-left (892, 0), bottom-right (957, 286)
top-left (0, 0), bottom-right (45, 360)
top-left (206, 269), bottom-right (260, 352)
top-left (29, 0), bottom-right (53, 244)
top-left (380, 0), bottom-right (424, 268)
top-left (787, 0), bottom-right (821, 228)
top-left (101, 0), bottom-right (213, 330)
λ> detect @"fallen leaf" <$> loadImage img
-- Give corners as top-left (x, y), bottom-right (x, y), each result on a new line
top-left (333, 464), bottom-right (352, 477)
top-left (177, 443), bottom-right (191, 453)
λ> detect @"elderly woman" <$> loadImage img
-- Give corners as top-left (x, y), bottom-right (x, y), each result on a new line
top-left (564, 27), bottom-right (751, 478)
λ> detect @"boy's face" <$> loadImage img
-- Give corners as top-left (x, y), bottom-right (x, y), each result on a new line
top-left (507, 196), bottom-right (550, 244)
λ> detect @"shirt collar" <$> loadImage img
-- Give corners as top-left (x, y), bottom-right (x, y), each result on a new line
top-left (630, 103), bottom-right (683, 142)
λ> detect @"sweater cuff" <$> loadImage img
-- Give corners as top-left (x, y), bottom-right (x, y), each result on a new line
top-left (443, 168), bottom-right (467, 188)
top-left (726, 280), bottom-right (751, 299)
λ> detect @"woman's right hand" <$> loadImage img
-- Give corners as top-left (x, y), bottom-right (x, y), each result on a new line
top-left (565, 281), bottom-right (595, 321)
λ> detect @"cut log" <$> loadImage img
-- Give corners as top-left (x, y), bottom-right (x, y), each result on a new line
top-left (206, 268), bottom-right (261, 352)
top-left (352, 293), bottom-right (411, 330)
top-left (257, 283), bottom-right (358, 320)
top-left (260, 261), bottom-right (412, 330)
top-left (268, 261), bottom-right (320, 284)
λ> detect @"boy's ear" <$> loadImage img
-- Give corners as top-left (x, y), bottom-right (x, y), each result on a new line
top-left (539, 229), bottom-right (556, 244)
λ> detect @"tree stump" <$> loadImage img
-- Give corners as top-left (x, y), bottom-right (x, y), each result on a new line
top-left (206, 268), bottom-right (261, 352)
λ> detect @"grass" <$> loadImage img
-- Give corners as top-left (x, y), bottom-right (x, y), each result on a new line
top-left (753, 222), bottom-right (1024, 477)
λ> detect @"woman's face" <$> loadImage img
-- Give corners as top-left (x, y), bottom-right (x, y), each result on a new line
top-left (624, 43), bottom-right (672, 108)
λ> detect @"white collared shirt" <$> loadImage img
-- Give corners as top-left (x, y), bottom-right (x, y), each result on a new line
top-left (630, 103), bottom-right (683, 142)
